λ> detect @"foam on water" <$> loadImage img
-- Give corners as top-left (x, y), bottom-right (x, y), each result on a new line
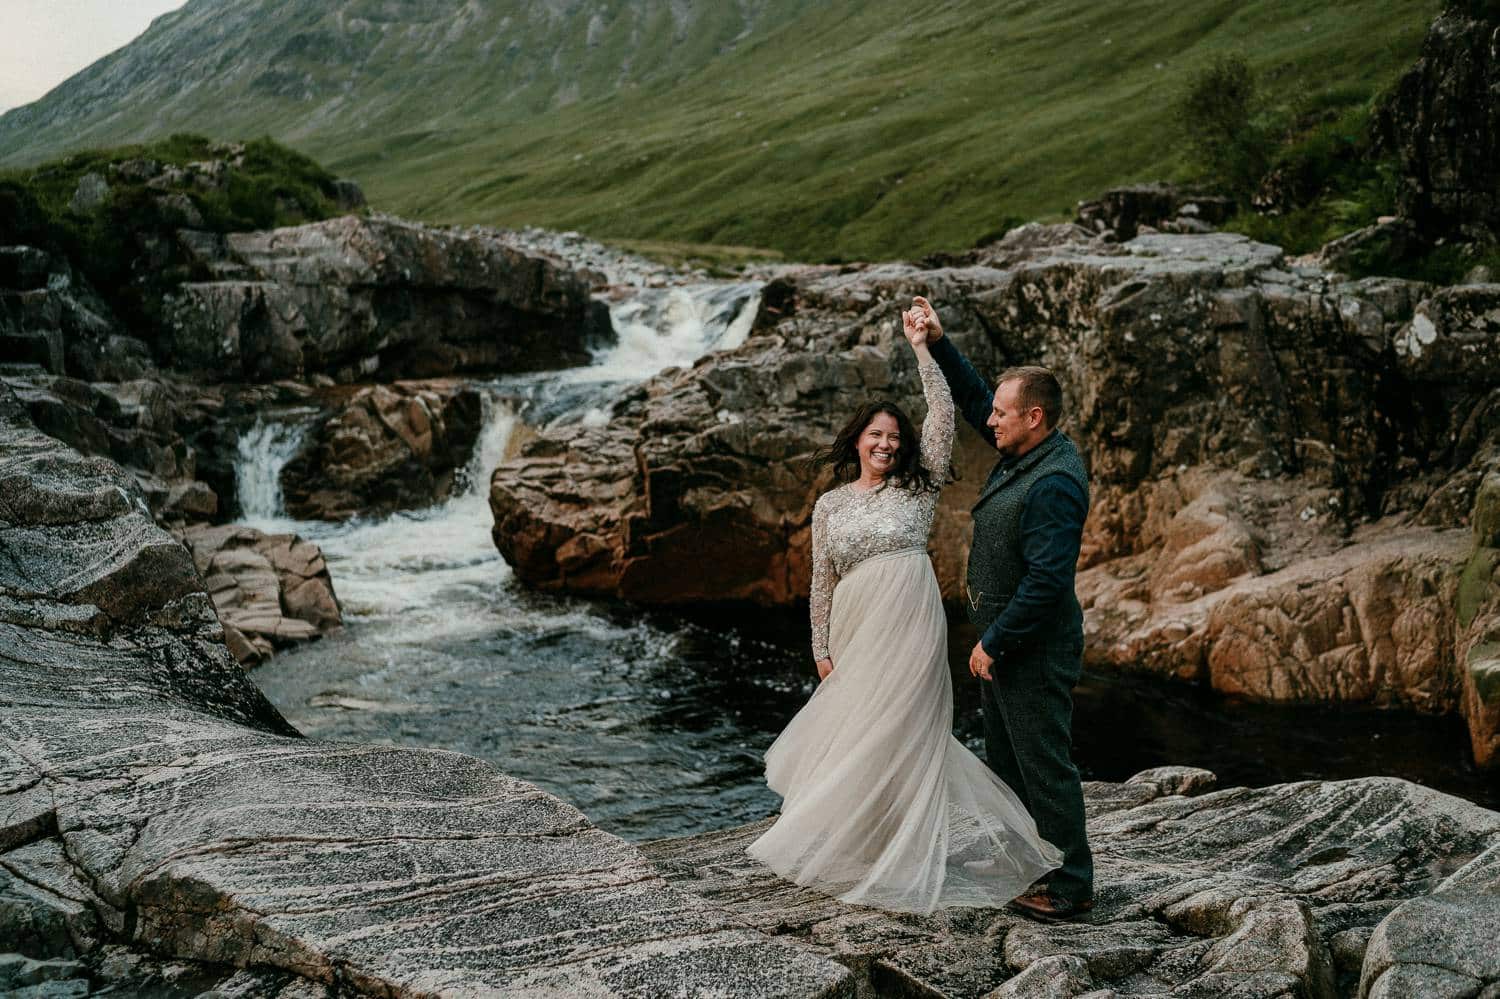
top-left (573, 282), bottom-right (761, 383)
top-left (235, 416), bottom-right (314, 521)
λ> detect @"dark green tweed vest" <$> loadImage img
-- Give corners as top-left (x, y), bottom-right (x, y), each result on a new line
top-left (965, 430), bottom-right (1090, 644)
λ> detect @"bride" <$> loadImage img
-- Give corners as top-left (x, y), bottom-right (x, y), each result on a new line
top-left (745, 304), bottom-right (1061, 914)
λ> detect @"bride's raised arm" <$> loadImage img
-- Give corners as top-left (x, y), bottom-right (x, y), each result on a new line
top-left (902, 307), bottom-right (955, 476)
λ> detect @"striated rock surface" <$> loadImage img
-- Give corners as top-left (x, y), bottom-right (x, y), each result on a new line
top-left (173, 523), bottom-right (343, 665)
top-left (489, 227), bottom-right (1500, 762)
top-left (644, 766), bottom-right (1500, 999)
top-left (163, 214), bottom-right (613, 383)
top-left (280, 379), bottom-right (482, 522)
top-left (0, 386), bottom-right (852, 994)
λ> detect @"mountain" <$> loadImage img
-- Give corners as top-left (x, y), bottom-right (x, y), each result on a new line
top-left (0, 0), bottom-right (1444, 260)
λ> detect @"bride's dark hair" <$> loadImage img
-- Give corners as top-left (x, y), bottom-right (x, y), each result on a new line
top-left (809, 400), bottom-right (942, 493)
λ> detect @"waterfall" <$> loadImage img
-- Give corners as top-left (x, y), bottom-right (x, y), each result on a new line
top-left (574, 281), bottom-right (762, 384)
top-left (235, 417), bottom-right (312, 522)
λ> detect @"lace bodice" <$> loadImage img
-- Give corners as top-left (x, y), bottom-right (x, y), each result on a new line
top-left (810, 358), bottom-right (955, 661)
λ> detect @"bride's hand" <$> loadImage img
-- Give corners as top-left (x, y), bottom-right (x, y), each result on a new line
top-left (901, 307), bottom-right (928, 348)
top-left (816, 658), bottom-right (834, 680)
top-left (912, 296), bottom-right (943, 341)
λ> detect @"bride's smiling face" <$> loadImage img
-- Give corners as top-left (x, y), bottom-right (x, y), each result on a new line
top-left (857, 412), bottom-right (902, 479)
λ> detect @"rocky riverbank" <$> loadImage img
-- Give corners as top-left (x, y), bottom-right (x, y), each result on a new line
top-left (488, 224), bottom-right (1500, 767)
top-left (6, 358), bottom-right (1499, 998)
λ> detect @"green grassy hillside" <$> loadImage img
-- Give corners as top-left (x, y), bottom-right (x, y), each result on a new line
top-left (0, 0), bottom-right (1443, 261)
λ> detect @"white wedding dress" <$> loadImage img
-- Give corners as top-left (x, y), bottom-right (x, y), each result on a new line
top-left (746, 358), bottom-right (1062, 914)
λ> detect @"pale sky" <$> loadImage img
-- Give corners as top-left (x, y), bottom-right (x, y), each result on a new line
top-left (0, 0), bottom-right (188, 114)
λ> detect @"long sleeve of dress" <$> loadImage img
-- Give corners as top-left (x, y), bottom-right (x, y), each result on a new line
top-left (809, 496), bottom-right (837, 661)
top-left (917, 357), bottom-right (955, 475)
top-left (929, 336), bottom-right (997, 448)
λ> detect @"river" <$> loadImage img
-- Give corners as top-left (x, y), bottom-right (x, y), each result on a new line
top-left (246, 276), bottom-right (1496, 845)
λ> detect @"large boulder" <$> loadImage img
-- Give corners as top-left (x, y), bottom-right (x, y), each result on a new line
top-left (0, 384), bottom-right (851, 995)
top-left (162, 214), bottom-right (613, 383)
top-left (0, 245), bottom-right (135, 380)
top-left (280, 379), bottom-right (483, 521)
top-left (1, 371), bottom-right (217, 523)
top-left (1378, 5), bottom-right (1500, 241)
top-left (174, 523), bottom-right (343, 665)
top-left (644, 767), bottom-right (1500, 998)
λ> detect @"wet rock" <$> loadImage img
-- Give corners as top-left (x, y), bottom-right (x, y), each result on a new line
top-left (0, 383), bottom-right (851, 996)
top-left (1457, 472), bottom-right (1500, 767)
top-left (280, 380), bottom-right (482, 521)
top-left (162, 214), bottom-right (613, 383)
top-left (643, 769), bottom-right (1500, 999)
top-left (173, 524), bottom-right (342, 665)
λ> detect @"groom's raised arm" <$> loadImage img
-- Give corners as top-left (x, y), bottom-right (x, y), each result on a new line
top-left (928, 336), bottom-right (996, 449)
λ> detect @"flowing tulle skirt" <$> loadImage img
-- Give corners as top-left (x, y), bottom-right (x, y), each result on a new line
top-left (746, 547), bottom-right (1062, 914)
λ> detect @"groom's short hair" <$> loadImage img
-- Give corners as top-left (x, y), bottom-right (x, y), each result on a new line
top-left (998, 366), bottom-right (1063, 429)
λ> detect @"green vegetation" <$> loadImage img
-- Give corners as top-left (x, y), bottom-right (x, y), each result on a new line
top-left (0, 0), bottom-right (1444, 263)
top-left (1175, 54), bottom-right (1500, 284)
top-left (0, 134), bottom-right (349, 329)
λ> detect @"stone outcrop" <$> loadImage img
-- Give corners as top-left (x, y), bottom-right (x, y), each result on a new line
top-left (1377, 5), bottom-right (1500, 243)
top-left (163, 214), bottom-right (613, 383)
top-left (645, 766), bottom-right (1500, 998)
top-left (1075, 183), bottom-right (1236, 241)
top-left (2, 371), bottom-right (218, 523)
top-left (0, 245), bottom-right (138, 381)
top-left (280, 379), bottom-right (483, 521)
top-left (0, 384), bottom-right (852, 995)
top-left (173, 523), bottom-right (343, 665)
top-left (488, 227), bottom-right (1500, 763)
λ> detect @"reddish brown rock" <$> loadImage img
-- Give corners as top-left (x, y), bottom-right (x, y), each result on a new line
top-left (174, 523), bottom-right (342, 665)
top-left (282, 379), bottom-right (482, 521)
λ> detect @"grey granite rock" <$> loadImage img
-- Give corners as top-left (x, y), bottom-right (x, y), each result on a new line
top-left (641, 770), bottom-right (1500, 998)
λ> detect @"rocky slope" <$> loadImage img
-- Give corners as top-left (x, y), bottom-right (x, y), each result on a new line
top-left (643, 766), bottom-right (1500, 998)
top-left (0, 384), bottom-right (852, 996)
top-left (489, 225), bottom-right (1500, 766)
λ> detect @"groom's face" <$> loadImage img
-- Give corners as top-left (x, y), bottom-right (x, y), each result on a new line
top-left (987, 379), bottom-right (1044, 457)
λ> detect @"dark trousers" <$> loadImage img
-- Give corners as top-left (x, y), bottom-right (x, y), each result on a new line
top-left (979, 635), bottom-right (1093, 903)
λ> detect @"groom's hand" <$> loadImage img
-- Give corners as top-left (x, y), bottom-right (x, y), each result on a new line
top-left (912, 296), bottom-right (943, 341)
top-left (969, 642), bottom-right (994, 680)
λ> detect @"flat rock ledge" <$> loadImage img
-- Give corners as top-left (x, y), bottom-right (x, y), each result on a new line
top-left (0, 385), bottom-right (849, 996)
top-left (643, 767), bottom-right (1500, 999)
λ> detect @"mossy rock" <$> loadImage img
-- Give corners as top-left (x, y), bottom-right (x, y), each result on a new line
top-left (1474, 471), bottom-right (1500, 549)
top-left (1468, 642), bottom-right (1500, 707)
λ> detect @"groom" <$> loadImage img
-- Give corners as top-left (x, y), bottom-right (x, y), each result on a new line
top-left (910, 296), bottom-right (1094, 921)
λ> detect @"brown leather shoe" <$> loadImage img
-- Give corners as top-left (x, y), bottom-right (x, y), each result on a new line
top-left (1008, 889), bottom-right (1095, 922)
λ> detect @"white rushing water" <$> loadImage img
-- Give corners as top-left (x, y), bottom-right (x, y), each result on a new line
top-left (235, 417), bottom-right (313, 521)
top-left (573, 282), bottom-right (761, 383)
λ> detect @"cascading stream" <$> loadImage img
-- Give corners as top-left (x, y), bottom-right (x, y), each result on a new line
top-left (243, 278), bottom-right (806, 840)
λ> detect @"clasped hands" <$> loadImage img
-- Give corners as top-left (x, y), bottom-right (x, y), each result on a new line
top-left (901, 295), bottom-right (943, 347)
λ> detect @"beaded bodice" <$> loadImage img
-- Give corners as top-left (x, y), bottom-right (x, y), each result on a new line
top-left (809, 358), bottom-right (955, 661)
